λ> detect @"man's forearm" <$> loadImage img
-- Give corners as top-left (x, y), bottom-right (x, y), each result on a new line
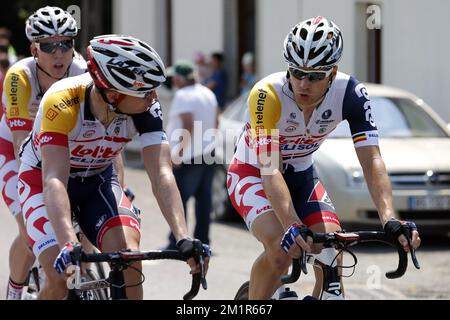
top-left (152, 171), bottom-right (188, 241)
top-left (44, 178), bottom-right (78, 246)
top-left (363, 158), bottom-right (395, 226)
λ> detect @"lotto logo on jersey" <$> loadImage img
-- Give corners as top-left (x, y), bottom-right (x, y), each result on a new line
top-left (8, 118), bottom-right (27, 128)
top-left (45, 109), bottom-right (59, 121)
top-left (253, 137), bottom-right (272, 146)
top-left (71, 145), bottom-right (122, 159)
top-left (39, 135), bottom-right (53, 145)
top-left (280, 136), bottom-right (322, 145)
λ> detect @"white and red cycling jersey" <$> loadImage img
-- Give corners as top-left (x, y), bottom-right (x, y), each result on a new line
top-left (20, 72), bottom-right (168, 178)
top-left (0, 56), bottom-right (86, 217)
top-left (0, 56), bottom-right (87, 142)
top-left (17, 72), bottom-right (167, 257)
top-left (228, 71), bottom-right (379, 230)
top-left (233, 71), bottom-right (379, 172)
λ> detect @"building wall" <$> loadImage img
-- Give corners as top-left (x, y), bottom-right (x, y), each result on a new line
top-left (112, 0), bottom-right (167, 61)
top-left (172, 0), bottom-right (224, 62)
top-left (256, 0), bottom-right (302, 77)
top-left (113, 0), bottom-right (450, 122)
top-left (383, 0), bottom-right (450, 121)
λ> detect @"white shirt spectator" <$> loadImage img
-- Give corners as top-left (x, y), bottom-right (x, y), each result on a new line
top-left (167, 83), bottom-right (218, 163)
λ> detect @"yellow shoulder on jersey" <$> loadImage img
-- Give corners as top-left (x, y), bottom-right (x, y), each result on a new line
top-left (40, 86), bottom-right (86, 135)
top-left (248, 81), bottom-right (281, 134)
top-left (3, 66), bottom-right (31, 119)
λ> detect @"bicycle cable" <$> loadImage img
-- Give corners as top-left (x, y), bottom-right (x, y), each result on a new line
top-left (106, 263), bottom-right (146, 289)
top-left (329, 245), bottom-right (358, 278)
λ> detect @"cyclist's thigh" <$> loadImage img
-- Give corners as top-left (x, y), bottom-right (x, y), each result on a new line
top-left (17, 164), bottom-right (58, 258)
top-left (0, 137), bottom-right (21, 217)
top-left (251, 211), bottom-right (285, 250)
top-left (284, 165), bottom-right (341, 229)
top-left (71, 167), bottom-right (141, 252)
top-left (227, 159), bottom-right (274, 232)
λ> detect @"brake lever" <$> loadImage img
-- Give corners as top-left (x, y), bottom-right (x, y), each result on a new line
top-left (299, 248), bottom-right (308, 275)
top-left (193, 240), bottom-right (208, 290)
top-left (405, 234), bottom-right (421, 270)
top-left (199, 254), bottom-right (208, 290)
top-left (403, 226), bottom-right (421, 270)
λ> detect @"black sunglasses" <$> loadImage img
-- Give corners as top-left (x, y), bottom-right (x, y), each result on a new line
top-left (289, 67), bottom-right (332, 82)
top-left (37, 39), bottom-right (74, 54)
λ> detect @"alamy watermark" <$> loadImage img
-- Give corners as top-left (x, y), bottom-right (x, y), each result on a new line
top-left (67, 5), bottom-right (81, 29)
top-left (366, 264), bottom-right (382, 289)
top-left (167, 121), bottom-right (280, 175)
top-left (366, 4), bottom-right (381, 29)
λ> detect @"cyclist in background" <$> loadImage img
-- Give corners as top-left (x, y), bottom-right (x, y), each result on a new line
top-left (227, 16), bottom-right (420, 300)
top-left (0, 6), bottom-right (86, 300)
top-left (17, 34), bottom-right (210, 299)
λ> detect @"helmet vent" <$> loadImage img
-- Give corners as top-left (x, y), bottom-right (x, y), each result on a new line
top-left (313, 30), bottom-right (323, 41)
top-left (309, 45), bottom-right (326, 60)
top-left (300, 28), bottom-right (308, 40)
top-left (137, 53), bottom-right (152, 62)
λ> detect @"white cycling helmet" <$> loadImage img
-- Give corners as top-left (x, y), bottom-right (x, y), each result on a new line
top-left (283, 16), bottom-right (343, 70)
top-left (87, 35), bottom-right (167, 98)
top-left (25, 6), bottom-right (78, 42)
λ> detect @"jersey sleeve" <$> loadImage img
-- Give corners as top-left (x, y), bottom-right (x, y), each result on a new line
top-left (3, 67), bottom-right (33, 131)
top-left (248, 82), bottom-right (281, 155)
top-left (342, 77), bottom-right (379, 148)
top-left (39, 89), bottom-right (80, 147)
top-left (131, 100), bottom-right (168, 148)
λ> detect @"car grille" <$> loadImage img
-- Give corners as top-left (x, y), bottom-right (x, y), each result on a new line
top-left (364, 210), bottom-right (450, 221)
top-left (389, 172), bottom-right (450, 187)
top-left (398, 210), bottom-right (450, 220)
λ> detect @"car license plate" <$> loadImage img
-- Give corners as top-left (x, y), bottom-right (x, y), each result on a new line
top-left (408, 196), bottom-right (450, 210)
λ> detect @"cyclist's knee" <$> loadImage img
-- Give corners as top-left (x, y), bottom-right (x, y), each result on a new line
top-left (39, 260), bottom-right (68, 299)
top-left (100, 226), bottom-right (140, 252)
top-left (265, 244), bottom-right (291, 273)
top-left (309, 222), bottom-right (341, 253)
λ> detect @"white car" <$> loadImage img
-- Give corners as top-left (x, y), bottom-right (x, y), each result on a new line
top-left (213, 84), bottom-right (450, 235)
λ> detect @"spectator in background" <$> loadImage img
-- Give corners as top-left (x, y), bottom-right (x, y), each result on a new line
top-left (240, 52), bottom-right (256, 95)
top-left (165, 60), bottom-right (218, 250)
top-left (0, 51), bottom-right (9, 118)
top-left (0, 28), bottom-right (18, 65)
top-left (204, 52), bottom-right (227, 111)
top-left (193, 51), bottom-right (211, 85)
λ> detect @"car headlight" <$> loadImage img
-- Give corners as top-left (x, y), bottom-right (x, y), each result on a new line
top-left (347, 169), bottom-right (366, 187)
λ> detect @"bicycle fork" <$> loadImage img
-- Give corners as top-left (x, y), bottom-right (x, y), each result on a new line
top-left (305, 248), bottom-right (344, 300)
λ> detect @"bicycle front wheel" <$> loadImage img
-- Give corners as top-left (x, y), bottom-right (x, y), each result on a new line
top-left (234, 281), bottom-right (250, 300)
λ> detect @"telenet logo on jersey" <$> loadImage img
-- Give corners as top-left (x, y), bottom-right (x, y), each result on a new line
top-left (9, 73), bottom-right (19, 106)
top-left (255, 88), bottom-right (268, 125)
top-left (10, 107), bottom-right (19, 117)
top-left (45, 109), bottom-right (59, 121)
top-left (52, 96), bottom-right (80, 112)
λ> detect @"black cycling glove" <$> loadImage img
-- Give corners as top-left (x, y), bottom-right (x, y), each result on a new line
top-left (384, 218), bottom-right (417, 240)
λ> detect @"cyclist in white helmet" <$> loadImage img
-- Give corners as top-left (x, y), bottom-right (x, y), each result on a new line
top-left (227, 16), bottom-right (421, 299)
top-left (17, 34), bottom-right (210, 299)
top-left (0, 6), bottom-right (87, 300)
